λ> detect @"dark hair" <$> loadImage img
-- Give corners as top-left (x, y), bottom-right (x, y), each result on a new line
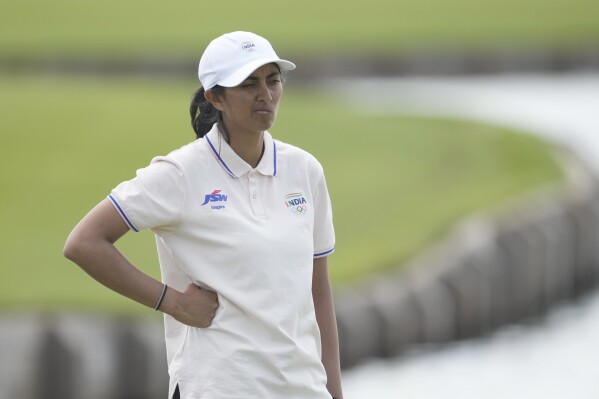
top-left (189, 86), bottom-right (229, 140)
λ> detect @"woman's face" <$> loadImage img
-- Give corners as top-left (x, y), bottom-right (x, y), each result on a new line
top-left (213, 63), bottom-right (283, 138)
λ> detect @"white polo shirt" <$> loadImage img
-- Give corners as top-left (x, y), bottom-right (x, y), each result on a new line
top-left (109, 124), bottom-right (335, 399)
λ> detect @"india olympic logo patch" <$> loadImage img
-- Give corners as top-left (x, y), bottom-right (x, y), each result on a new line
top-left (284, 192), bottom-right (308, 215)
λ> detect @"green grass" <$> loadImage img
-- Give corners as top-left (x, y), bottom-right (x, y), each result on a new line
top-left (277, 93), bottom-right (563, 282)
top-left (1, 0), bottom-right (598, 58)
top-left (0, 75), bottom-right (562, 313)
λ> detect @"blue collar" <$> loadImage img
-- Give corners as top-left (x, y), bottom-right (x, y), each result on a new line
top-left (204, 124), bottom-right (277, 178)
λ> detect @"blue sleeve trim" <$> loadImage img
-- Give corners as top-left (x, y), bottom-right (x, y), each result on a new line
top-left (108, 194), bottom-right (139, 232)
top-left (314, 248), bottom-right (334, 258)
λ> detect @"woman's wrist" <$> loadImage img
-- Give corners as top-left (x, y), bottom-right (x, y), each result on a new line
top-left (156, 285), bottom-right (181, 317)
top-left (153, 284), bottom-right (168, 310)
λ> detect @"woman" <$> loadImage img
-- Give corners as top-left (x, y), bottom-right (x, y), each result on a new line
top-left (64, 31), bottom-right (343, 399)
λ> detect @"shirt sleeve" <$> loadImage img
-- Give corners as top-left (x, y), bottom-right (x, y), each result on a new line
top-left (108, 157), bottom-right (185, 232)
top-left (312, 166), bottom-right (335, 258)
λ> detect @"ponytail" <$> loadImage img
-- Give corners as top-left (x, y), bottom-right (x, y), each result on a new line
top-left (189, 86), bottom-right (228, 140)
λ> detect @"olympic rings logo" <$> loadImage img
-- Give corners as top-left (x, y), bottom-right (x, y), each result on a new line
top-left (284, 193), bottom-right (308, 215)
top-left (291, 205), bottom-right (308, 215)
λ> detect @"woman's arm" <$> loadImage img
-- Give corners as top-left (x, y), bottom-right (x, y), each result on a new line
top-left (312, 256), bottom-right (343, 399)
top-left (63, 199), bottom-right (218, 327)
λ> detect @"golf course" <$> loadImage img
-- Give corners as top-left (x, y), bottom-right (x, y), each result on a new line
top-left (2, 0), bottom-right (595, 313)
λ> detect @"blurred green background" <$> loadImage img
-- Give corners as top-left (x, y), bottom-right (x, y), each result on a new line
top-left (3, 0), bottom-right (593, 313)
top-left (2, 0), bottom-right (598, 58)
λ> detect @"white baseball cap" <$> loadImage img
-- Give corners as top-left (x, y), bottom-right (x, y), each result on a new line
top-left (198, 31), bottom-right (296, 90)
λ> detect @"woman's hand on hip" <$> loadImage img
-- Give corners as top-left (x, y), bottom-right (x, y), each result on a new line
top-left (163, 284), bottom-right (219, 328)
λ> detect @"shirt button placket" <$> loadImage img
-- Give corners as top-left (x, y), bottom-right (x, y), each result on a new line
top-left (248, 171), bottom-right (266, 218)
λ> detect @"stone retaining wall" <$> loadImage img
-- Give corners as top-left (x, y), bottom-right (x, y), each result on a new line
top-left (1, 149), bottom-right (597, 398)
top-left (335, 148), bottom-right (599, 368)
top-left (0, 313), bottom-right (168, 399)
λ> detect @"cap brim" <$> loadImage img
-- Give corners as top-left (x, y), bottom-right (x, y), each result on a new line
top-left (217, 58), bottom-right (296, 88)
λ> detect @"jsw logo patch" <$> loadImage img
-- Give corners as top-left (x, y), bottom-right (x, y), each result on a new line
top-left (202, 189), bottom-right (228, 209)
